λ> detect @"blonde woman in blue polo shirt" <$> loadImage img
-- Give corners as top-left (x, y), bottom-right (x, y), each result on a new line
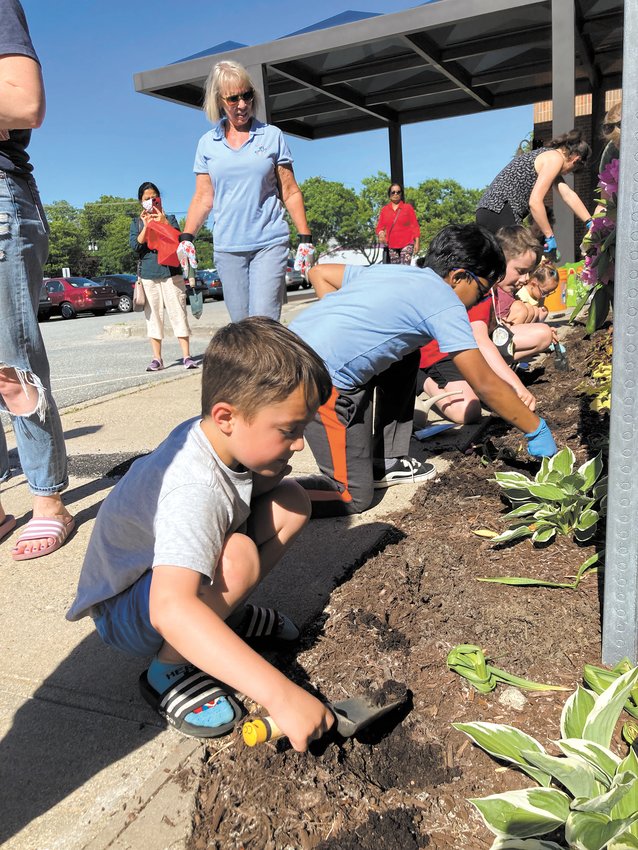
top-left (179, 60), bottom-right (313, 322)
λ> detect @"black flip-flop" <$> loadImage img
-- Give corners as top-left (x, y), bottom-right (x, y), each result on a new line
top-left (229, 603), bottom-right (300, 644)
top-left (139, 666), bottom-right (244, 738)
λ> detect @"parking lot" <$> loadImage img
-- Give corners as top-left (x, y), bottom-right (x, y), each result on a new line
top-left (33, 287), bottom-right (316, 410)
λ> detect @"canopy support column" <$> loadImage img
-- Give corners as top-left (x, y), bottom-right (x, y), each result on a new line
top-left (551, 0), bottom-right (575, 262)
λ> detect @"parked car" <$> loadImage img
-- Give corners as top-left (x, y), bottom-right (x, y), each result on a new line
top-left (38, 283), bottom-right (52, 322)
top-left (92, 274), bottom-right (137, 313)
top-left (43, 277), bottom-right (118, 319)
top-left (199, 268), bottom-right (223, 301)
top-left (285, 257), bottom-right (311, 291)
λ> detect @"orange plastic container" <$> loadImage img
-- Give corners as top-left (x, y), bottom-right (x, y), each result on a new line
top-left (543, 268), bottom-right (567, 312)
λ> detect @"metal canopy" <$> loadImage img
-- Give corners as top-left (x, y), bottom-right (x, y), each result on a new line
top-left (134, 0), bottom-right (623, 141)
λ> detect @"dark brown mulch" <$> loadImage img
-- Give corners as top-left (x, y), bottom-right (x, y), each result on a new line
top-left (189, 326), bottom-right (613, 850)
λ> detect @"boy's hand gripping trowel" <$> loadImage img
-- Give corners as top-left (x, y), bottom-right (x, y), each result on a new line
top-left (242, 689), bottom-right (409, 747)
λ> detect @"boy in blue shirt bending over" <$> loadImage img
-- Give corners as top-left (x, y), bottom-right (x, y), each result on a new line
top-left (290, 224), bottom-right (557, 517)
top-left (67, 318), bottom-right (334, 750)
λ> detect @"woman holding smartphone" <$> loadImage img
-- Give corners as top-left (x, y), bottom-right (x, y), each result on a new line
top-left (129, 181), bottom-right (197, 372)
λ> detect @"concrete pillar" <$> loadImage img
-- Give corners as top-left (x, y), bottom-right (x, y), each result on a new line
top-left (551, 0), bottom-right (575, 263)
top-left (602, 6), bottom-right (638, 665)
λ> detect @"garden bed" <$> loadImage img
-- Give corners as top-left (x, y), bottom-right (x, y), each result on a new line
top-left (189, 326), bottom-right (611, 850)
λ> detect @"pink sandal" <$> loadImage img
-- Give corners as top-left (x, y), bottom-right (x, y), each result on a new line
top-left (0, 514), bottom-right (16, 543)
top-left (11, 515), bottom-right (75, 561)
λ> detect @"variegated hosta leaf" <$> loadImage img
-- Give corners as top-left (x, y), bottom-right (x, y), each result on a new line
top-left (470, 788), bottom-right (570, 838)
top-left (561, 472), bottom-right (587, 494)
top-left (532, 526), bottom-right (557, 544)
top-left (575, 509), bottom-right (599, 532)
top-left (453, 722), bottom-right (551, 786)
top-left (592, 476), bottom-right (608, 502)
top-left (571, 771), bottom-right (637, 815)
top-left (536, 456), bottom-right (552, 483)
top-left (491, 839), bottom-right (565, 849)
top-left (578, 454), bottom-right (604, 491)
top-left (612, 750), bottom-right (638, 826)
top-left (548, 446), bottom-right (576, 477)
top-left (521, 750), bottom-right (601, 799)
top-left (607, 833), bottom-right (638, 849)
top-left (565, 810), bottom-right (638, 850)
top-left (494, 471), bottom-right (534, 487)
top-left (582, 668), bottom-right (638, 747)
top-left (491, 525), bottom-right (535, 545)
top-left (558, 739), bottom-right (620, 787)
top-left (561, 686), bottom-right (597, 739)
top-left (502, 503), bottom-right (541, 519)
top-left (527, 482), bottom-right (570, 501)
top-left (501, 487), bottom-right (539, 504)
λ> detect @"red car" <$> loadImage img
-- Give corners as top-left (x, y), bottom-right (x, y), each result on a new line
top-left (43, 277), bottom-right (118, 319)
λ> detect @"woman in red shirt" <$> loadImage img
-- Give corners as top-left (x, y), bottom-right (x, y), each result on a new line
top-left (376, 183), bottom-right (420, 265)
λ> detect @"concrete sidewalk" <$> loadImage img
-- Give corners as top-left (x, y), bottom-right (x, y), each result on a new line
top-left (0, 314), bottom-right (485, 849)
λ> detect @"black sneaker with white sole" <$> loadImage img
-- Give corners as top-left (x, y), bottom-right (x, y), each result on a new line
top-left (373, 456), bottom-right (437, 489)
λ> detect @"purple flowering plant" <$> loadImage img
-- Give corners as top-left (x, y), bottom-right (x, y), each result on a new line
top-left (571, 157), bottom-right (618, 331)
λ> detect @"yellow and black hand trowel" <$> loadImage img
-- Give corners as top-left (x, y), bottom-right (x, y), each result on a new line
top-left (242, 684), bottom-right (409, 747)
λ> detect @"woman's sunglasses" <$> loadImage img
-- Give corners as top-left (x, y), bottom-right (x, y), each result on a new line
top-left (390, 190), bottom-right (402, 196)
top-left (223, 89), bottom-right (255, 104)
top-left (602, 120), bottom-right (621, 134)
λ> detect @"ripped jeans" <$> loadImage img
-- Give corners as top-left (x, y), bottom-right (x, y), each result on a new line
top-left (0, 170), bottom-right (68, 495)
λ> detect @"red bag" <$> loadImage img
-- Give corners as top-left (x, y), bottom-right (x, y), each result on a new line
top-left (145, 220), bottom-right (180, 267)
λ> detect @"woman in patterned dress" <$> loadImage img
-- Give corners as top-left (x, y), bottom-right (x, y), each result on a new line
top-left (476, 129), bottom-right (592, 257)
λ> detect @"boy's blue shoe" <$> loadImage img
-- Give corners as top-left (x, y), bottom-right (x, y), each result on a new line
top-left (139, 664), bottom-right (244, 739)
top-left (227, 603), bottom-right (300, 643)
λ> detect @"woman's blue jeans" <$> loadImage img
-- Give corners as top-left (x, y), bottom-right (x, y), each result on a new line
top-left (215, 242), bottom-right (289, 323)
top-left (0, 170), bottom-right (68, 496)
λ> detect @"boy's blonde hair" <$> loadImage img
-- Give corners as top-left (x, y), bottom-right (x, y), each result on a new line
top-left (202, 317), bottom-right (331, 420)
top-left (203, 60), bottom-right (260, 123)
top-left (496, 225), bottom-right (542, 264)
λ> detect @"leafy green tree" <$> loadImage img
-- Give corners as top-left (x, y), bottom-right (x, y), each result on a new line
top-left (43, 201), bottom-right (84, 277)
top-left (194, 224), bottom-right (214, 269)
top-left (98, 213), bottom-right (137, 274)
top-left (297, 176), bottom-right (362, 258)
top-left (411, 178), bottom-right (483, 250)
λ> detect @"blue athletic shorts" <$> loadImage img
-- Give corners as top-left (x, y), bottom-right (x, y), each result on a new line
top-left (92, 571), bottom-right (164, 657)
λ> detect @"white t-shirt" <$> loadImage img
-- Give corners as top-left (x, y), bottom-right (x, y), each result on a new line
top-left (66, 418), bottom-right (253, 621)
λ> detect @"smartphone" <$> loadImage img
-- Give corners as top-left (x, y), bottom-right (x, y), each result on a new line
top-left (151, 197), bottom-right (162, 212)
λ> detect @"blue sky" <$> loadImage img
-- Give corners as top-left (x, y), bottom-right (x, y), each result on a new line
top-left (24, 0), bottom-right (532, 216)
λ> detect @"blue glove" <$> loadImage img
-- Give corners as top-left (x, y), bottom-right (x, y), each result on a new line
top-left (525, 418), bottom-right (557, 458)
top-left (543, 235), bottom-right (558, 253)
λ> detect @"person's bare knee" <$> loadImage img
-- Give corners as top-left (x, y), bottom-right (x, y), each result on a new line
top-left (199, 533), bottom-right (260, 620)
top-left (249, 479), bottom-right (311, 546)
top-left (0, 365), bottom-right (47, 419)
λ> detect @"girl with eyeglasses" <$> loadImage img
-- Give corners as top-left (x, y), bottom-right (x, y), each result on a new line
top-left (476, 129), bottom-right (593, 258)
top-left (178, 60), bottom-right (313, 323)
top-left (375, 182), bottom-right (420, 264)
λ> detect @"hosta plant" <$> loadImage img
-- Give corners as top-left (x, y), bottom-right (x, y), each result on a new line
top-left (488, 448), bottom-right (606, 547)
top-left (454, 666), bottom-right (638, 850)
